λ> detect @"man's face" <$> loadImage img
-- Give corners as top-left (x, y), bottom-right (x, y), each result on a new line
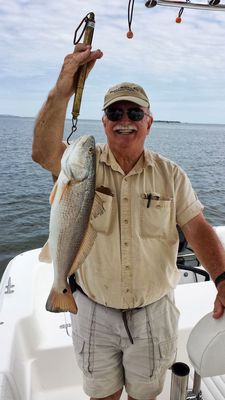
top-left (102, 101), bottom-right (153, 155)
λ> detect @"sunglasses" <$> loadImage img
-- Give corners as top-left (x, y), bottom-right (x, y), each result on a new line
top-left (105, 107), bottom-right (149, 122)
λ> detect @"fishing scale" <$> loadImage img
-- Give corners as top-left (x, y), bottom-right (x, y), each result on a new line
top-left (67, 12), bottom-right (95, 144)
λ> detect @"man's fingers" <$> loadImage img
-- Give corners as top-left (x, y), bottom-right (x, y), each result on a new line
top-left (74, 43), bottom-right (91, 53)
top-left (67, 47), bottom-right (102, 69)
top-left (213, 294), bottom-right (225, 319)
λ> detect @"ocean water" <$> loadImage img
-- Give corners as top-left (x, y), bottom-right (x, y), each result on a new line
top-left (1, 116), bottom-right (225, 278)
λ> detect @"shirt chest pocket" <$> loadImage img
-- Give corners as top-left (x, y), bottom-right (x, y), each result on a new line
top-left (140, 195), bottom-right (175, 240)
top-left (90, 190), bottom-right (114, 234)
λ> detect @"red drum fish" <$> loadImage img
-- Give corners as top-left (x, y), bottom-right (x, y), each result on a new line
top-left (39, 135), bottom-right (104, 313)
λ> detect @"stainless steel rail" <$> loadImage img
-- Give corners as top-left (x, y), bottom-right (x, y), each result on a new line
top-left (145, 0), bottom-right (225, 11)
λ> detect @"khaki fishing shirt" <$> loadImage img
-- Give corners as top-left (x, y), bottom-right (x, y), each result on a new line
top-left (75, 143), bottom-right (203, 309)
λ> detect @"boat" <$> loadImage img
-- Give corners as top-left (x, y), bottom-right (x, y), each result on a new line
top-left (1, 226), bottom-right (225, 400)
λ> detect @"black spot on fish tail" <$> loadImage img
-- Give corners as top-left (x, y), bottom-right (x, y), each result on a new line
top-left (45, 286), bottom-right (78, 314)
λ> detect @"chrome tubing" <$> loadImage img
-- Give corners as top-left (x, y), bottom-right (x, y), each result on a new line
top-left (145, 0), bottom-right (225, 10)
top-left (192, 371), bottom-right (202, 397)
top-left (170, 362), bottom-right (190, 400)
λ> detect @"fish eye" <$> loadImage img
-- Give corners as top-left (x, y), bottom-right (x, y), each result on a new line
top-left (88, 146), bottom-right (94, 153)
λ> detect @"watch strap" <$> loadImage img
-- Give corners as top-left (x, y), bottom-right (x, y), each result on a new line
top-left (215, 271), bottom-right (225, 288)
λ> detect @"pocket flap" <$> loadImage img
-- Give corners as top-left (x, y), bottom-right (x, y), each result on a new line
top-left (159, 338), bottom-right (177, 359)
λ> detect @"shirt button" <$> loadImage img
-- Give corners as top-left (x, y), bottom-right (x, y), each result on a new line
top-left (125, 265), bottom-right (130, 270)
top-left (123, 197), bottom-right (128, 202)
top-left (124, 219), bottom-right (128, 224)
top-left (126, 288), bottom-right (130, 293)
top-left (124, 242), bottom-right (128, 246)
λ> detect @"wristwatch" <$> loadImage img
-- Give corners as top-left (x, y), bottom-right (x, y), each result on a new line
top-left (215, 271), bottom-right (225, 288)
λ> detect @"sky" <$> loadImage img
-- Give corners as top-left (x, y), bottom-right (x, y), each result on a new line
top-left (1, 0), bottom-right (225, 123)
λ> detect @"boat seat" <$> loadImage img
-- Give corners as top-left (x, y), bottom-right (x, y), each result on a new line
top-left (187, 312), bottom-right (225, 377)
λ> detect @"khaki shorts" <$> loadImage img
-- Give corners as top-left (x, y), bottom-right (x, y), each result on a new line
top-left (71, 290), bottom-right (179, 400)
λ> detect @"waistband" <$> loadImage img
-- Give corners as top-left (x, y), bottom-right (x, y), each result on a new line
top-left (69, 274), bottom-right (142, 311)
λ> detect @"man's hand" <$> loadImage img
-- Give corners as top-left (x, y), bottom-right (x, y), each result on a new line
top-left (213, 282), bottom-right (225, 319)
top-left (55, 44), bottom-right (103, 100)
top-left (182, 213), bottom-right (225, 319)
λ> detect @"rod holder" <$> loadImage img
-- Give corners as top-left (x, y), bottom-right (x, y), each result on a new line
top-left (170, 362), bottom-right (190, 400)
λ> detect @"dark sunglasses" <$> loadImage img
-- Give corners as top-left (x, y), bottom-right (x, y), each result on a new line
top-left (105, 107), bottom-right (148, 122)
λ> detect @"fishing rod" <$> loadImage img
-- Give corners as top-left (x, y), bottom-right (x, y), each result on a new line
top-left (67, 12), bottom-right (95, 144)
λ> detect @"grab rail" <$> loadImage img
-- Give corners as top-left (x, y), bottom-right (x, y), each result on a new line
top-left (145, 0), bottom-right (225, 11)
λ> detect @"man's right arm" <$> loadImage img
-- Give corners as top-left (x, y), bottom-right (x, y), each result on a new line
top-left (32, 44), bottom-right (103, 177)
top-left (32, 88), bottom-right (68, 177)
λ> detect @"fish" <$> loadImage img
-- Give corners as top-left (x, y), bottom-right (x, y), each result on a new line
top-left (39, 135), bottom-right (104, 314)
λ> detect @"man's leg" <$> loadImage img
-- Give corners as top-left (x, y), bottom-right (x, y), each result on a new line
top-left (71, 291), bottom-right (124, 399)
top-left (123, 294), bottom-right (179, 400)
top-left (91, 388), bottom-right (123, 400)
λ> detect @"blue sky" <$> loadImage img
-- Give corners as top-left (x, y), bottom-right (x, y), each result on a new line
top-left (1, 0), bottom-right (225, 123)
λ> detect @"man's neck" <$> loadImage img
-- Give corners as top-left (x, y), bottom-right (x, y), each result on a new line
top-left (110, 147), bottom-right (144, 175)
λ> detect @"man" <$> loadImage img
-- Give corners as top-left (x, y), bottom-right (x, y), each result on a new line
top-left (32, 44), bottom-right (225, 400)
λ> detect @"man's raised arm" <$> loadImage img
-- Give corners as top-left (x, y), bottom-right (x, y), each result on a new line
top-left (32, 44), bottom-right (103, 177)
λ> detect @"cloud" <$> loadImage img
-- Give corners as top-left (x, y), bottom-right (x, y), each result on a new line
top-left (0, 0), bottom-right (225, 122)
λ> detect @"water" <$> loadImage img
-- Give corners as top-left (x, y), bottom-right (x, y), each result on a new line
top-left (1, 116), bottom-right (225, 279)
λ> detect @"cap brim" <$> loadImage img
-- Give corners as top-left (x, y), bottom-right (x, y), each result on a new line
top-left (103, 95), bottom-right (149, 110)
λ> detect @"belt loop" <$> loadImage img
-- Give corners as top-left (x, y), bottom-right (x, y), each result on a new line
top-left (122, 311), bottom-right (134, 344)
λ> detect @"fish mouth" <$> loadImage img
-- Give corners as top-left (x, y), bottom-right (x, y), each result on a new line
top-left (113, 125), bottom-right (138, 135)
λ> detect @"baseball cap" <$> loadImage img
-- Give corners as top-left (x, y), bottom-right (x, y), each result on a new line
top-left (103, 82), bottom-right (150, 109)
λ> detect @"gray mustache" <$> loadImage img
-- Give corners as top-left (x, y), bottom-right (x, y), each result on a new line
top-left (113, 125), bottom-right (137, 132)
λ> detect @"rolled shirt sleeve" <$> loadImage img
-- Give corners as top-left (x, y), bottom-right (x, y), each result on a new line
top-left (174, 165), bottom-right (204, 227)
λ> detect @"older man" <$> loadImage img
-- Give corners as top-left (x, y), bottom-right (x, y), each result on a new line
top-left (32, 44), bottom-right (225, 400)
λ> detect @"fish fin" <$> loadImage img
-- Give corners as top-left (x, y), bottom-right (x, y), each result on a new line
top-left (39, 241), bottom-right (52, 263)
top-left (90, 192), bottom-right (105, 220)
top-left (49, 182), bottom-right (58, 205)
top-left (68, 194), bottom-right (104, 274)
top-left (50, 178), bottom-right (72, 205)
top-left (46, 284), bottom-right (78, 314)
top-left (69, 223), bottom-right (97, 275)
top-left (59, 181), bottom-right (72, 202)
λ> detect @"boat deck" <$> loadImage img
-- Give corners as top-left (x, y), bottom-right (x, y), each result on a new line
top-left (1, 240), bottom-right (225, 400)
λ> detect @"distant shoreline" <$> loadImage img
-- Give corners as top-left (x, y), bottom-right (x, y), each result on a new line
top-left (1, 115), bottom-right (225, 126)
top-left (0, 114), bottom-right (181, 124)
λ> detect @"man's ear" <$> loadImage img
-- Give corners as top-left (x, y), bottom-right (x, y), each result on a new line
top-left (102, 115), bottom-right (106, 127)
top-left (147, 115), bottom-right (153, 130)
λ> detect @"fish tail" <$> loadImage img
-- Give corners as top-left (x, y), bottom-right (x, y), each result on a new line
top-left (45, 284), bottom-right (78, 314)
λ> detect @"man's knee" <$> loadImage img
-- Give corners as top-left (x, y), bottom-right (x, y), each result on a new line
top-left (91, 387), bottom-right (123, 400)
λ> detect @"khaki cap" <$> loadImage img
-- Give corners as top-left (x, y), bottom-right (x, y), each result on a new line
top-left (103, 82), bottom-right (150, 109)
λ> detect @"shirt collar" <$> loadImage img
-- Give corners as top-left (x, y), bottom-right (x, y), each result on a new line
top-left (99, 144), bottom-right (154, 175)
